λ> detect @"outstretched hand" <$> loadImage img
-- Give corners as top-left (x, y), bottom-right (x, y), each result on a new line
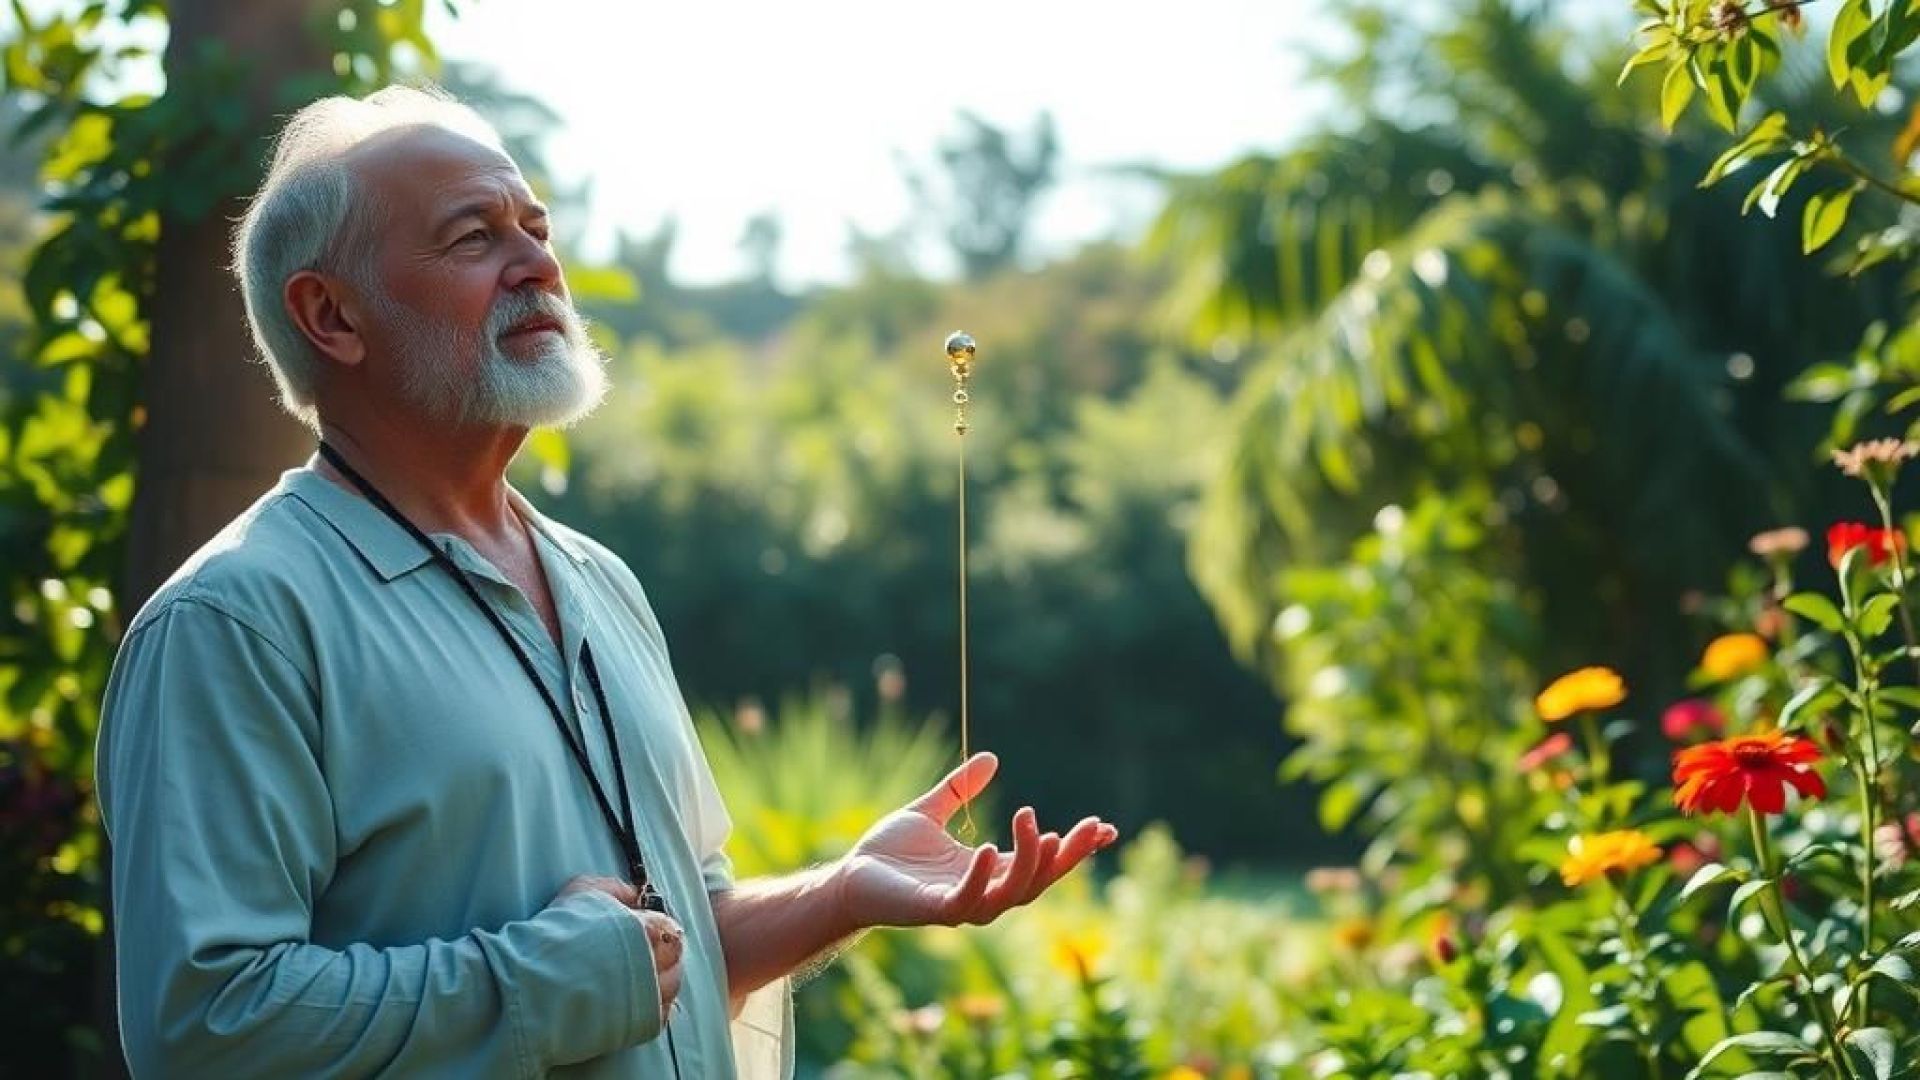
top-left (835, 753), bottom-right (1118, 930)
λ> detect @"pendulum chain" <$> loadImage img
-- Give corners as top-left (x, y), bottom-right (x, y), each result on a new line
top-left (945, 331), bottom-right (976, 838)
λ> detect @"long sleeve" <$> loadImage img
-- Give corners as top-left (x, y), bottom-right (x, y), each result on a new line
top-left (97, 596), bottom-right (664, 1077)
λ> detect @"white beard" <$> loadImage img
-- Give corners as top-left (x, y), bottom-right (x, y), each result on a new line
top-left (375, 286), bottom-right (610, 430)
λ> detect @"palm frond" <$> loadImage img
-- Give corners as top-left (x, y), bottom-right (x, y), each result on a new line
top-left (1191, 189), bottom-right (1769, 663)
top-left (1145, 125), bottom-right (1499, 342)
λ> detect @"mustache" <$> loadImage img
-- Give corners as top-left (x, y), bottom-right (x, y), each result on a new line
top-left (487, 289), bottom-right (576, 337)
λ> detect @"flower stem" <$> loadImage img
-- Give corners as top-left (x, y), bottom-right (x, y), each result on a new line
top-left (1580, 711), bottom-right (1611, 793)
top-left (1748, 807), bottom-right (1859, 1080)
top-left (1608, 881), bottom-right (1665, 1080)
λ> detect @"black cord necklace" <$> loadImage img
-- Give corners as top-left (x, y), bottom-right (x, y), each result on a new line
top-left (315, 441), bottom-right (664, 913)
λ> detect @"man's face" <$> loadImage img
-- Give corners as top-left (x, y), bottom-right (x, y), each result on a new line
top-left (348, 125), bottom-right (607, 430)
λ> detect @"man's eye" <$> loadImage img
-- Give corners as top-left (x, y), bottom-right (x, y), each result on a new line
top-left (458, 228), bottom-right (490, 246)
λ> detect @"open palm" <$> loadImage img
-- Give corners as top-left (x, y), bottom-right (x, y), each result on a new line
top-left (839, 753), bottom-right (1118, 929)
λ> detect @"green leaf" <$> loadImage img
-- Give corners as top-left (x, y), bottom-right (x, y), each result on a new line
top-left (1783, 842), bottom-right (1846, 874)
top-left (1859, 592), bottom-right (1901, 639)
top-left (1319, 776), bottom-right (1375, 831)
top-left (1661, 60), bottom-right (1696, 131)
top-left (1784, 593), bottom-right (1846, 633)
top-left (1846, 1026), bottom-right (1898, 1080)
top-left (1680, 861), bottom-right (1745, 902)
top-left (1619, 38), bottom-right (1672, 86)
top-left (1729, 877), bottom-right (1771, 921)
top-left (1881, 687), bottom-right (1920, 715)
top-left (1831, 0), bottom-right (1875, 91)
top-left (1698, 50), bottom-right (1740, 131)
top-left (1748, 154), bottom-right (1810, 219)
top-left (1788, 362), bottom-right (1861, 402)
top-left (1803, 186), bottom-right (1858, 254)
top-left (1577, 1003), bottom-right (1633, 1028)
top-left (1870, 952), bottom-right (1918, 992)
top-left (1780, 679), bottom-right (1841, 730)
top-left (1704, 112), bottom-right (1790, 186)
top-left (1686, 1031), bottom-right (1816, 1080)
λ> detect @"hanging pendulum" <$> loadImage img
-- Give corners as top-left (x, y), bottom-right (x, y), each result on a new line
top-left (944, 331), bottom-right (977, 838)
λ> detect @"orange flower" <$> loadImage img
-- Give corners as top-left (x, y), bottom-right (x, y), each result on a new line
top-left (1700, 633), bottom-right (1768, 681)
top-left (1828, 521), bottom-right (1907, 569)
top-left (1535, 666), bottom-right (1626, 722)
top-left (1559, 830), bottom-right (1663, 887)
top-left (1673, 730), bottom-right (1825, 816)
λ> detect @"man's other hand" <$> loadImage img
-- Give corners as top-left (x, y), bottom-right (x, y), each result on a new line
top-left (557, 876), bottom-right (685, 1018)
top-left (834, 753), bottom-right (1119, 930)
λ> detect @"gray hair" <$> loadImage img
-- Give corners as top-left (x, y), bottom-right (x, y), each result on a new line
top-left (231, 84), bottom-right (505, 431)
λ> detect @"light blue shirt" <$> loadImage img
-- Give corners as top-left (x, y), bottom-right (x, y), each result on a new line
top-left (97, 464), bottom-right (791, 1077)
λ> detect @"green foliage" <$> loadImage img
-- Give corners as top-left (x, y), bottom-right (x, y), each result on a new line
top-left (696, 691), bottom-right (952, 880)
top-left (0, 2), bottom-right (450, 1069)
top-left (1271, 491), bottom-right (1547, 902)
top-left (811, 824), bottom-right (1312, 1076)
top-left (1624, 0), bottom-right (1918, 270)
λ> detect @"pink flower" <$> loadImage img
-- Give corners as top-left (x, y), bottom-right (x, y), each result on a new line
top-left (1661, 699), bottom-right (1726, 742)
top-left (1518, 732), bottom-right (1574, 772)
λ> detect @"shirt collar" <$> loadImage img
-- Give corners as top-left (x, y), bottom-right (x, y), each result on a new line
top-left (284, 463), bottom-right (591, 583)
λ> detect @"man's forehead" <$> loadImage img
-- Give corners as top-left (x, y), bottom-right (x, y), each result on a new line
top-left (348, 124), bottom-right (533, 213)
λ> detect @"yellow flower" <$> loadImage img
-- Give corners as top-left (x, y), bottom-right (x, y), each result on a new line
top-left (1701, 633), bottom-right (1769, 681)
top-left (1535, 666), bottom-right (1627, 722)
top-left (1559, 830), bottom-right (1662, 887)
top-left (1049, 926), bottom-right (1110, 981)
top-left (954, 993), bottom-right (1005, 1023)
top-left (1164, 1069), bottom-right (1208, 1080)
top-left (1330, 917), bottom-right (1374, 952)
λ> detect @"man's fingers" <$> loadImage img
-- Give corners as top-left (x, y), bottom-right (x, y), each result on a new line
top-left (658, 955), bottom-right (683, 1016)
top-left (985, 807), bottom-right (1043, 909)
top-left (641, 912), bottom-right (684, 967)
top-left (1021, 832), bottom-right (1062, 905)
top-left (908, 752), bottom-right (999, 828)
top-left (941, 843), bottom-right (998, 923)
top-left (1032, 817), bottom-right (1117, 895)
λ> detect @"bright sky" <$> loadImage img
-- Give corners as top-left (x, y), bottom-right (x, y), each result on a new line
top-left (426, 1), bottom-right (1330, 285)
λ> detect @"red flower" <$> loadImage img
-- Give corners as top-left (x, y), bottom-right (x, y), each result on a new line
top-left (1661, 699), bottom-right (1726, 742)
top-left (1827, 521), bottom-right (1906, 569)
top-left (1518, 732), bottom-right (1574, 772)
top-left (1673, 731), bottom-right (1826, 816)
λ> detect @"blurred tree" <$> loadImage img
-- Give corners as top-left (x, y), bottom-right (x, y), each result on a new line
top-left (1156, 0), bottom-right (1905, 709)
top-left (739, 208), bottom-right (783, 287)
top-left (908, 110), bottom-right (1059, 280)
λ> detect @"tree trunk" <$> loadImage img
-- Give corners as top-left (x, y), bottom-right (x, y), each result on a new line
top-left (98, 3), bottom-right (331, 1074)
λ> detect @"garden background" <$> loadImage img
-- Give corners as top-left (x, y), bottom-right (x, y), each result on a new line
top-left (8, 0), bottom-right (1920, 1076)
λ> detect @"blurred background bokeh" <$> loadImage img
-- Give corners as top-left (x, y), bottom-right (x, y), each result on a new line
top-left (5, 1), bottom-right (1915, 1076)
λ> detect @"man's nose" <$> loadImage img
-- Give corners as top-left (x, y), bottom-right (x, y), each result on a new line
top-left (504, 229), bottom-right (563, 294)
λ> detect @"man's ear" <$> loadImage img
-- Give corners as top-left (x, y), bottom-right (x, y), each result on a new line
top-left (284, 270), bottom-right (367, 369)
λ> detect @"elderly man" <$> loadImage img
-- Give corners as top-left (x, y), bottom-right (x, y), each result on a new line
top-left (96, 84), bottom-right (1116, 1078)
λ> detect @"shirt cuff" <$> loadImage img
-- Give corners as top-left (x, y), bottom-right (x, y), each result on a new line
top-left (558, 890), bottom-right (664, 1052)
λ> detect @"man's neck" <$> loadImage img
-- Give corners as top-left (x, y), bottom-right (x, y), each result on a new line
top-left (313, 415), bottom-right (529, 546)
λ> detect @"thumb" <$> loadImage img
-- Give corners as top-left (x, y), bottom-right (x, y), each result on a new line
top-left (907, 752), bottom-right (998, 827)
